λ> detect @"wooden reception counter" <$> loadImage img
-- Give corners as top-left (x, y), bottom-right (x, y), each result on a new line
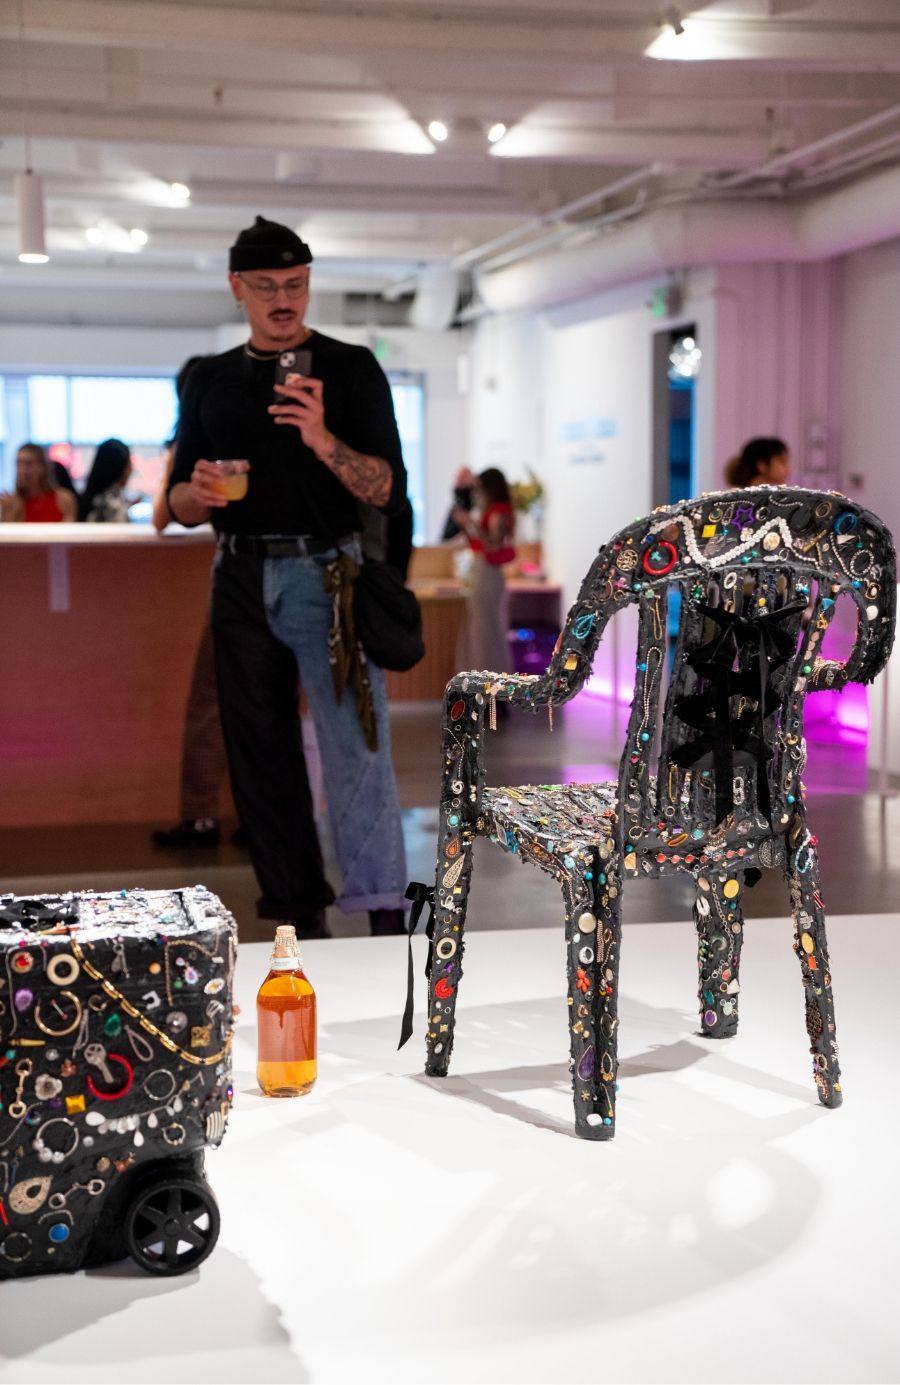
top-left (0, 524), bottom-right (217, 829)
top-left (0, 527), bottom-right (560, 829)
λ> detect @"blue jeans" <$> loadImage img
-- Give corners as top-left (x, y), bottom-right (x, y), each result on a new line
top-left (211, 542), bottom-right (407, 919)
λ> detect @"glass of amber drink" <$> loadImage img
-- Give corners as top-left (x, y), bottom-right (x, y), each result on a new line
top-left (213, 458), bottom-right (250, 501)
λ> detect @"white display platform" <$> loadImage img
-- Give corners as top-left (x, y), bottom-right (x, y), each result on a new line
top-left (2, 914), bottom-right (899, 1385)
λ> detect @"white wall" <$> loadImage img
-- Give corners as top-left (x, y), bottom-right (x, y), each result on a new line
top-left (0, 325), bottom-right (215, 375)
top-left (704, 260), bottom-right (843, 494)
top-left (841, 237), bottom-right (900, 777)
top-left (466, 270), bottom-right (717, 614)
top-left (867, 635), bottom-right (900, 784)
top-left (842, 238), bottom-right (900, 546)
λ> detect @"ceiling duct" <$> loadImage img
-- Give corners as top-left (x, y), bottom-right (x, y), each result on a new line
top-left (409, 266), bottom-right (461, 330)
top-left (477, 162), bottom-right (900, 316)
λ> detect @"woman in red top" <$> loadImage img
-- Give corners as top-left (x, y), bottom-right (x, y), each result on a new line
top-left (452, 466), bottom-right (517, 676)
top-left (1, 442), bottom-right (76, 523)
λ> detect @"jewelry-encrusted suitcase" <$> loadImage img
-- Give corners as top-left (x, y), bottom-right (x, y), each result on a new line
top-left (0, 886), bottom-right (236, 1278)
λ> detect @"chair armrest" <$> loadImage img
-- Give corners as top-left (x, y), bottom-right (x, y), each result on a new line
top-left (808, 657), bottom-right (850, 693)
top-left (438, 671), bottom-right (543, 820)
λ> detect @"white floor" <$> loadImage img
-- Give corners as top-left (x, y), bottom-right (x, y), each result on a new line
top-left (2, 914), bottom-right (898, 1385)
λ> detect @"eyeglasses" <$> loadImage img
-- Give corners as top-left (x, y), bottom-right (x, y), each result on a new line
top-left (234, 273), bottom-right (310, 301)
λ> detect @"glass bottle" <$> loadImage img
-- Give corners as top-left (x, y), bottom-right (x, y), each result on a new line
top-left (256, 924), bottom-right (317, 1097)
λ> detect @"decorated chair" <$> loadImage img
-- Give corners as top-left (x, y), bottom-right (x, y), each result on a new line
top-left (413, 486), bottom-right (895, 1140)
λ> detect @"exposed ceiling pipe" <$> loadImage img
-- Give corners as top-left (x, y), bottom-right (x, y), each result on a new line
top-left (478, 189), bottom-right (650, 273)
top-left (477, 161), bottom-right (900, 316)
top-left (449, 165), bottom-right (659, 270)
top-left (713, 101), bottom-right (900, 189)
top-left (407, 264), bottom-right (461, 330)
top-left (798, 130), bottom-right (900, 189)
top-left (388, 166), bottom-right (659, 324)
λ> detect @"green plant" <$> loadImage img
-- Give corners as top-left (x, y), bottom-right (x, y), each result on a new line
top-left (509, 469), bottom-right (544, 514)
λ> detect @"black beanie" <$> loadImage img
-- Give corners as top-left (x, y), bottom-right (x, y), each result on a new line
top-left (229, 215), bottom-right (313, 272)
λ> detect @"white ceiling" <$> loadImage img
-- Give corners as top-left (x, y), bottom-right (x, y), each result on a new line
top-left (2, 0), bottom-right (900, 325)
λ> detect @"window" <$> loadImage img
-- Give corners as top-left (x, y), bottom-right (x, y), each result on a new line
top-left (1, 373), bottom-right (179, 517)
top-left (2, 368), bottom-right (428, 534)
top-left (388, 371), bottom-right (426, 544)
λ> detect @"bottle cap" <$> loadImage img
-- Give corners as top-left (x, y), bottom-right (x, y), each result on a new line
top-left (272, 924), bottom-right (300, 959)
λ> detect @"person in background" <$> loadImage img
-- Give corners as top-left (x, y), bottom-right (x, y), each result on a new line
top-left (724, 436), bottom-right (790, 488)
top-left (152, 356), bottom-right (230, 849)
top-left (440, 466), bottom-right (475, 541)
top-left (167, 214), bottom-right (409, 940)
top-left (51, 459), bottom-right (77, 496)
top-left (78, 437), bottom-right (133, 522)
top-left (152, 357), bottom-right (206, 534)
top-left (452, 465), bottom-right (516, 679)
top-left (0, 442), bottom-right (77, 522)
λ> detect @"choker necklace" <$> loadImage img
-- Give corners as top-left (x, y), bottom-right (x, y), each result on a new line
top-left (244, 328), bottom-right (312, 362)
top-left (244, 343), bottom-right (280, 361)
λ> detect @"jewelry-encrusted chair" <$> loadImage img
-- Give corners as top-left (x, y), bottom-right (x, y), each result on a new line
top-left (415, 486), bottom-right (895, 1140)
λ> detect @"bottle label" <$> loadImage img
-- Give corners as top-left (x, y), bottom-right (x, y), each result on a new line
top-left (269, 955), bottom-right (302, 971)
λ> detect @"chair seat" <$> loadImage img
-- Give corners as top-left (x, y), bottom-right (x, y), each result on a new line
top-left (481, 782), bottom-right (618, 876)
top-left (481, 780), bottom-right (780, 878)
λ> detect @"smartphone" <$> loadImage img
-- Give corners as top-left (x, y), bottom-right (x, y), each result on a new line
top-left (273, 347), bottom-right (312, 403)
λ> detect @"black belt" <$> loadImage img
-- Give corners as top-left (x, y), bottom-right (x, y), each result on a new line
top-left (217, 532), bottom-right (357, 559)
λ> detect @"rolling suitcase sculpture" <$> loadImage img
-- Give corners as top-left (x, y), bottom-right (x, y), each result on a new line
top-left (0, 886), bottom-right (236, 1278)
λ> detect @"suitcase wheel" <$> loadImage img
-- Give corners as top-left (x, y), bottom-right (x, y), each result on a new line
top-left (125, 1176), bottom-right (220, 1276)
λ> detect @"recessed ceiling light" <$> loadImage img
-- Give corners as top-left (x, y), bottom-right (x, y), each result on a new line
top-left (170, 181), bottom-right (191, 201)
top-left (427, 120), bottom-right (449, 143)
top-left (85, 225), bottom-right (105, 245)
top-left (487, 122), bottom-right (507, 144)
top-left (129, 227), bottom-right (149, 246)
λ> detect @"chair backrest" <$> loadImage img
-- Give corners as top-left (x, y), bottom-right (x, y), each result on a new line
top-left (541, 486), bottom-right (896, 839)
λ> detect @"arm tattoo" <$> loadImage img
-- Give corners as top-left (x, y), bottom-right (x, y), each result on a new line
top-left (325, 438), bottom-right (393, 508)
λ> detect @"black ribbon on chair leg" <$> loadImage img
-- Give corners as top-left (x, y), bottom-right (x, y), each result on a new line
top-left (673, 600), bottom-right (806, 828)
top-left (397, 881), bottom-right (436, 1050)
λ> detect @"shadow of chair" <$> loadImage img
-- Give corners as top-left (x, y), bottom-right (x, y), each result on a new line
top-left (415, 485), bottom-right (896, 1139)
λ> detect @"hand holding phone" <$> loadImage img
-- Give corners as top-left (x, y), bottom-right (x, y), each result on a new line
top-left (273, 348), bottom-right (312, 403)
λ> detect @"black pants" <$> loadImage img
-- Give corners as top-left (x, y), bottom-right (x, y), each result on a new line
top-left (210, 550), bottom-right (334, 922)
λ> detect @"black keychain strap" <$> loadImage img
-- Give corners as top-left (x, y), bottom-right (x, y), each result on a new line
top-left (397, 881), bottom-right (435, 1050)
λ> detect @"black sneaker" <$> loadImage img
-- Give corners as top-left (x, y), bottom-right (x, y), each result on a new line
top-left (369, 908), bottom-right (407, 936)
top-left (293, 911), bottom-right (332, 940)
top-left (151, 818), bottom-right (220, 849)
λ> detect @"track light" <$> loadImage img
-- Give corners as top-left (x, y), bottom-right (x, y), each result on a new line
top-left (487, 122), bottom-right (507, 145)
top-left (663, 6), bottom-right (685, 36)
top-left (170, 181), bottom-right (191, 202)
top-left (427, 120), bottom-right (449, 143)
top-left (16, 170), bottom-right (48, 264)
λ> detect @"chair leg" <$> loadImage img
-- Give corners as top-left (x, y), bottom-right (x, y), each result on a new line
top-left (695, 871), bottom-right (745, 1039)
top-left (425, 818), bottom-right (476, 1078)
top-left (566, 849), bottom-right (623, 1141)
top-left (786, 832), bottom-right (842, 1108)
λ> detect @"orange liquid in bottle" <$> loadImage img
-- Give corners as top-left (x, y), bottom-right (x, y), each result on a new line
top-left (256, 928), bottom-right (317, 1097)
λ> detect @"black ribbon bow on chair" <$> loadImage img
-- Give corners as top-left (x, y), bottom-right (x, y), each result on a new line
top-left (672, 599), bottom-right (807, 830)
top-left (397, 881), bottom-right (436, 1050)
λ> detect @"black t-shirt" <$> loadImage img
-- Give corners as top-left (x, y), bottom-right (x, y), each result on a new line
top-left (168, 332), bottom-right (407, 538)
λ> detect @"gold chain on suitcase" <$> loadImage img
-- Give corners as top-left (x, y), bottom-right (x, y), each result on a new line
top-left (69, 939), bottom-right (233, 1067)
